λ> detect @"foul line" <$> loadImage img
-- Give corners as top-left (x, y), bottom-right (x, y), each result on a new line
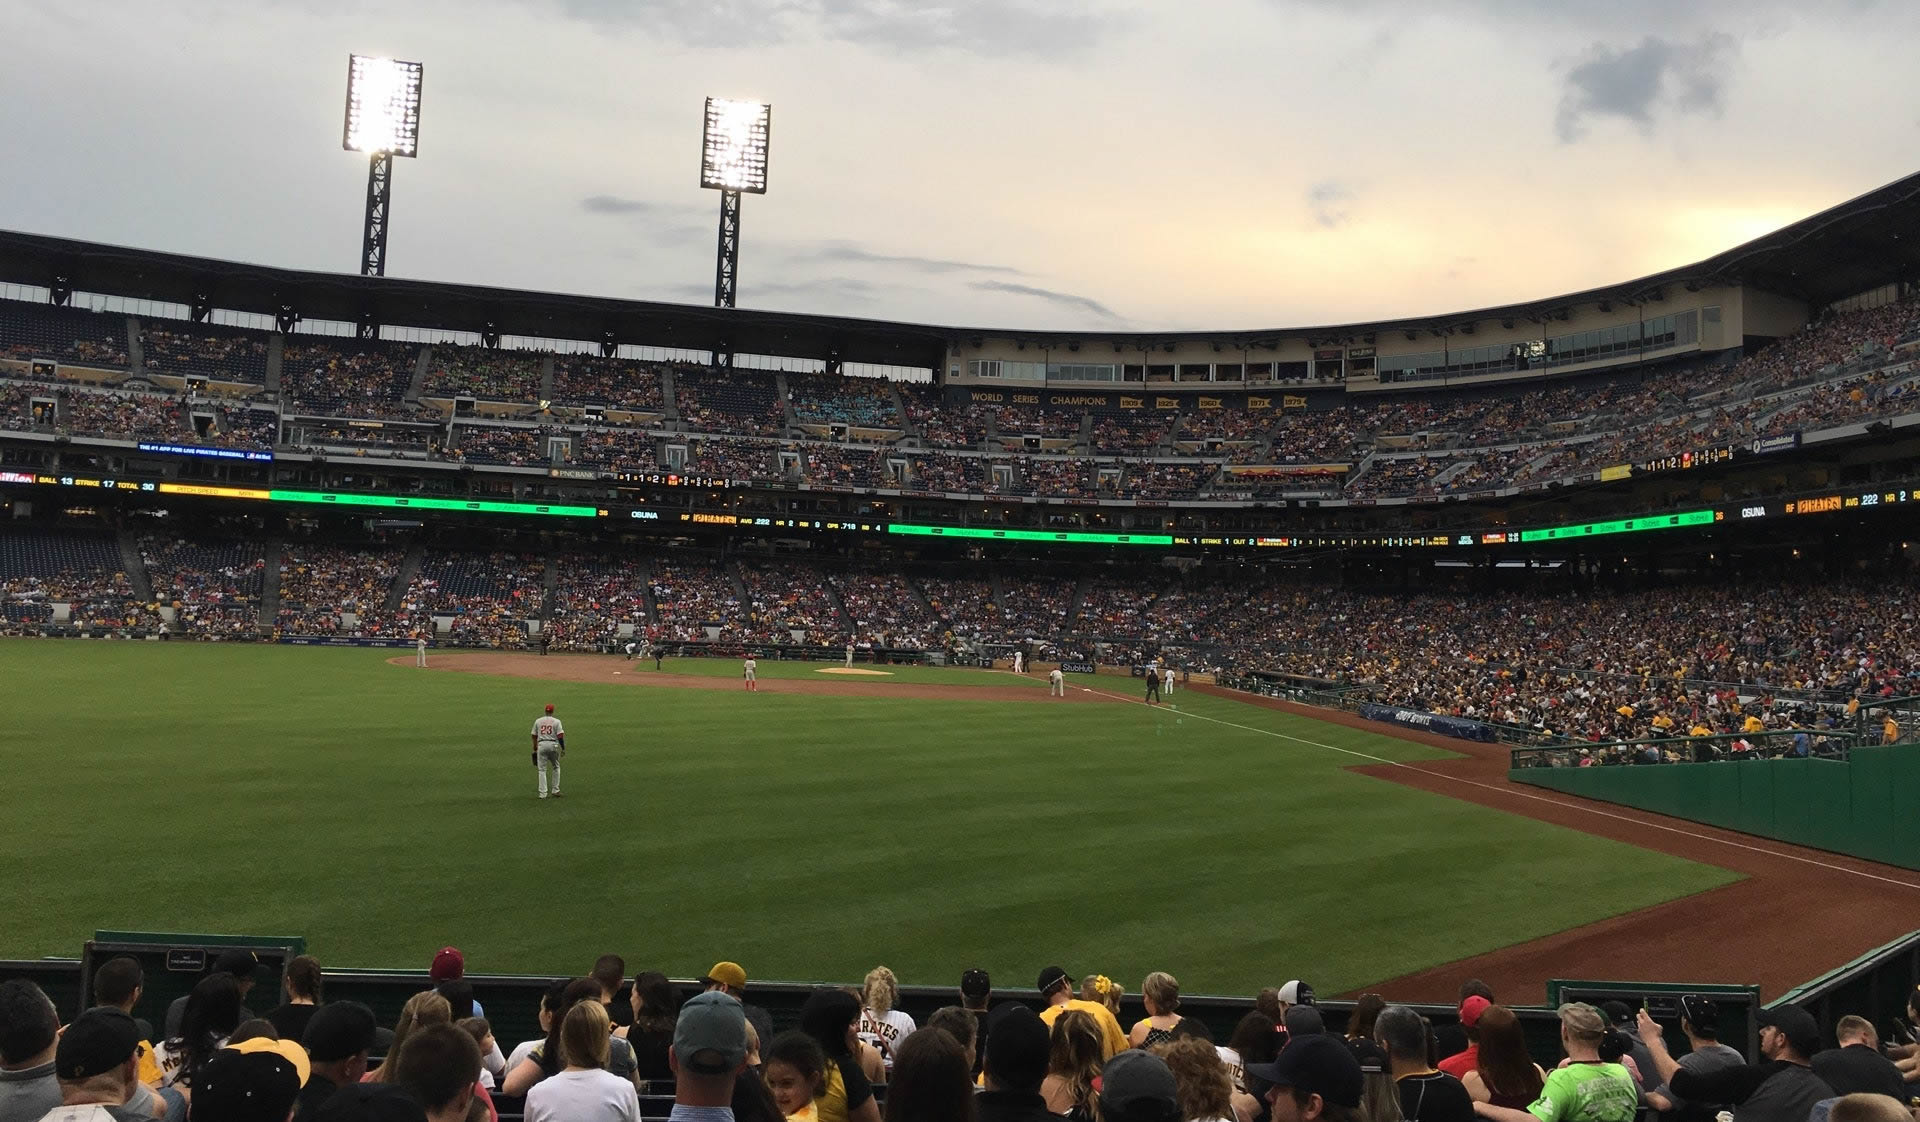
top-left (1083, 684), bottom-right (1920, 892)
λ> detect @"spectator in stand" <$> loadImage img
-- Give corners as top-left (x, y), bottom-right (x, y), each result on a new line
top-left (856, 967), bottom-right (916, 1073)
top-left (1344, 995), bottom-right (1385, 1055)
top-left (163, 949), bottom-right (257, 1039)
top-left (428, 949), bottom-right (483, 1019)
top-left (958, 971), bottom-right (994, 1079)
top-left (1811, 1017), bottom-right (1908, 1102)
top-left (798, 990), bottom-right (881, 1122)
top-left (1131, 974), bottom-right (1187, 1048)
top-left (1152, 1036), bottom-right (1236, 1122)
top-left (703, 963), bottom-right (776, 1067)
top-left (671, 992), bottom-right (752, 1122)
top-left (364, 991), bottom-right (452, 1086)
top-left (1438, 997), bottom-right (1492, 1079)
top-left (1041, 1010), bottom-right (1104, 1120)
top-left (1218, 1013), bottom-right (1276, 1094)
top-left (154, 973), bottom-right (244, 1091)
top-left (618, 971), bottom-right (680, 1082)
top-left (590, 955), bottom-right (630, 1029)
top-left (268, 954), bottom-right (325, 1043)
top-left (39, 1007), bottom-right (176, 1122)
top-left (1637, 1004), bottom-right (1831, 1122)
top-left (763, 1031), bottom-right (829, 1122)
top-left (977, 1005), bottom-right (1053, 1122)
top-left (1375, 1006), bottom-right (1475, 1122)
top-left (1098, 1050), bottom-right (1182, 1122)
top-left (190, 1038), bottom-right (310, 1122)
top-left (923, 1009), bottom-right (979, 1076)
top-left (85, 957), bottom-right (163, 1089)
top-left (1243, 1033), bottom-right (1365, 1122)
top-left (525, 1001), bottom-right (639, 1122)
top-left (392, 1022), bottom-right (486, 1122)
top-left (1474, 1004), bottom-right (1635, 1122)
top-left (1639, 995), bottom-right (1745, 1121)
top-left (1081, 976), bottom-right (1125, 1022)
top-left (296, 1001), bottom-right (380, 1122)
top-left (882, 1026), bottom-right (974, 1122)
top-left (1036, 968), bottom-right (1129, 1060)
top-left (1456, 1007), bottom-right (1544, 1109)
top-left (504, 979), bottom-right (639, 1095)
top-left (0, 980), bottom-right (60, 1122)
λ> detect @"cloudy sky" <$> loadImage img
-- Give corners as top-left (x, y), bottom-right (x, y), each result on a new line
top-left (2, 0), bottom-right (1916, 333)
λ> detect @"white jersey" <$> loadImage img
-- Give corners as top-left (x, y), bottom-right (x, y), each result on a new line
top-left (857, 1008), bottom-right (918, 1069)
top-left (743, 659), bottom-right (757, 674)
top-left (1049, 669), bottom-right (1064, 685)
top-left (532, 715), bottom-right (564, 744)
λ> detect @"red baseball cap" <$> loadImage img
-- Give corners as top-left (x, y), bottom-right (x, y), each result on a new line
top-left (430, 947), bottom-right (464, 981)
top-left (544, 704), bottom-right (554, 713)
top-left (1459, 995), bottom-right (1492, 1028)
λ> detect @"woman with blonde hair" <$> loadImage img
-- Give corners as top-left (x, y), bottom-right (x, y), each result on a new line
top-left (1041, 1009), bottom-right (1104, 1121)
top-left (524, 1001), bottom-right (640, 1122)
top-left (1152, 1036), bottom-right (1235, 1122)
top-left (1130, 972), bottom-right (1186, 1048)
top-left (856, 966), bottom-right (917, 1073)
top-left (1081, 974), bottom-right (1125, 1017)
top-left (365, 990), bottom-right (453, 1083)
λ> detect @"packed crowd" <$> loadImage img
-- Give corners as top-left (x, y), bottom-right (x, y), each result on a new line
top-left (424, 347), bottom-right (542, 403)
top-left (140, 325), bottom-right (269, 385)
top-left (138, 535), bottom-right (266, 638)
top-left (274, 545), bottom-right (405, 638)
top-left (790, 374), bottom-right (901, 428)
top-left (553, 357), bottom-right (667, 413)
top-left (738, 559), bottom-right (846, 642)
top-left (9, 938), bottom-right (1909, 1122)
top-left (900, 387), bottom-right (987, 447)
top-left (832, 571), bottom-right (945, 649)
top-left (397, 552), bottom-right (545, 649)
top-left (546, 555), bottom-right (653, 652)
top-left (454, 426), bottom-right (551, 468)
top-left (677, 371), bottom-right (786, 437)
top-left (649, 556), bottom-right (745, 642)
top-left (282, 343), bottom-right (421, 420)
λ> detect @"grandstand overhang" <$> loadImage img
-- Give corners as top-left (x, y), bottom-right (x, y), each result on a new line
top-left (0, 168), bottom-right (1916, 372)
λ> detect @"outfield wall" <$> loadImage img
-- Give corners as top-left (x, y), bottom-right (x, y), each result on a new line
top-left (1510, 746), bottom-right (1920, 871)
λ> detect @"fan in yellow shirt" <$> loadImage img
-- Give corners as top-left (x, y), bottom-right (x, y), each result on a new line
top-left (1034, 967), bottom-right (1129, 1058)
top-left (1743, 714), bottom-right (1766, 734)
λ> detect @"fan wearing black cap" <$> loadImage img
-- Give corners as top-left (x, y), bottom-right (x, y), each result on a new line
top-left (163, 950), bottom-right (258, 1040)
top-left (1635, 996), bottom-right (1743, 1121)
top-left (1034, 968), bottom-right (1128, 1060)
top-left (36, 1007), bottom-right (148, 1122)
top-left (294, 1002), bottom-right (380, 1122)
top-left (1636, 1003), bottom-right (1835, 1122)
top-left (191, 1037), bottom-right (312, 1122)
top-left (958, 971), bottom-right (992, 1080)
top-left (976, 1005), bottom-right (1054, 1122)
top-left (1244, 1034), bottom-right (1366, 1122)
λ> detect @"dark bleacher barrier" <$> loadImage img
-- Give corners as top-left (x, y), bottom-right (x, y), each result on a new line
top-left (81, 931), bottom-right (304, 1026)
top-left (0, 959), bottom-right (82, 1021)
top-left (1778, 931), bottom-right (1920, 1046)
top-left (1510, 744), bottom-right (1920, 871)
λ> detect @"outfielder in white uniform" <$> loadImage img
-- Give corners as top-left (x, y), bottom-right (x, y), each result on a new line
top-left (1048, 668), bottom-right (1064, 697)
top-left (531, 704), bottom-right (565, 799)
top-left (845, 642), bottom-right (855, 668)
top-left (744, 656), bottom-right (758, 692)
top-left (1163, 668), bottom-right (1175, 697)
top-left (415, 636), bottom-right (428, 668)
top-left (1012, 650), bottom-right (1024, 674)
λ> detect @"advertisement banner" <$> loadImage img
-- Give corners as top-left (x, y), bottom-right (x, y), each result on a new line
top-left (1059, 661), bottom-right (1097, 674)
top-left (1750, 433), bottom-right (1801, 454)
top-left (278, 637), bottom-right (419, 648)
top-left (1358, 702), bottom-right (1499, 743)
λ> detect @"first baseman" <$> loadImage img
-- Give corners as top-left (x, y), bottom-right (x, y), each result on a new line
top-left (531, 703), bottom-right (565, 799)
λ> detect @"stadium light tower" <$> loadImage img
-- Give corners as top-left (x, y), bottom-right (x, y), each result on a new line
top-left (343, 54), bottom-right (423, 298)
top-left (700, 97), bottom-right (771, 331)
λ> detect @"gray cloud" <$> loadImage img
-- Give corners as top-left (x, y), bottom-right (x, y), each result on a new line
top-left (581, 195), bottom-right (661, 215)
top-left (548, 0), bottom-right (1120, 55)
top-left (796, 240), bottom-right (1023, 276)
top-left (1555, 34), bottom-right (1736, 142)
top-left (970, 280), bottom-right (1118, 320)
top-left (1306, 180), bottom-right (1356, 229)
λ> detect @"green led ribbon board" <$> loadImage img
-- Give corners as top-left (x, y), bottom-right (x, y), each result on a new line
top-left (269, 490), bottom-right (598, 517)
top-left (888, 524), bottom-right (1174, 546)
top-left (1515, 509), bottom-right (1716, 542)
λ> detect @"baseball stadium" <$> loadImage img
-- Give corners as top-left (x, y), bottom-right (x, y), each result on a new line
top-left (5, 25), bottom-right (1920, 1122)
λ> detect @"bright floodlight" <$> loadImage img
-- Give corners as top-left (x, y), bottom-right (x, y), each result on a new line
top-left (344, 55), bottom-right (423, 157)
top-left (701, 97), bottom-right (771, 194)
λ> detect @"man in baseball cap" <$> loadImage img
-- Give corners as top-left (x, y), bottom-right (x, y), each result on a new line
top-left (48, 1006), bottom-right (149, 1118)
top-left (165, 949), bottom-right (260, 1038)
top-left (1245, 1034), bottom-right (1364, 1122)
top-left (1100, 1050), bottom-right (1182, 1122)
top-left (1035, 967), bottom-right (1127, 1058)
top-left (192, 1037), bottom-right (310, 1122)
top-left (297, 1001), bottom-right (380, 1121)
top-left (978, 1004), bottom-right (1051, 1122)
top-left (1639, 1002), bottom-right (1832, 1122)
top-left (670, 992), bottom-right (749, 1112)
top-left (699, 962), bottom-right (773, 1058)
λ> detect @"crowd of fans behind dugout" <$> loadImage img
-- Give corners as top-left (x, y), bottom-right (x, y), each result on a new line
top-left (3, 948), bottom-right (1919, 1122)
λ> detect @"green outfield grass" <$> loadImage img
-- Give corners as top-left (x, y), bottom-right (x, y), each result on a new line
top-left (0, 641), bottom-right (1739, 995)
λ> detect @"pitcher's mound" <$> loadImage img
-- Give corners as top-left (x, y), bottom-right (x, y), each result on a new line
top-left (816, 667), bottom-right (894, 676)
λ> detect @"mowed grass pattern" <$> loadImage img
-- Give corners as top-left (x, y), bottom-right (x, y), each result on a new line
top-left (0, 642), bottom-right (1738, 994)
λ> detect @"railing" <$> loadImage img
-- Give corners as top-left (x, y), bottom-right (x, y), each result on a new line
top-left (1509, 728), bottom-right (1861, 769)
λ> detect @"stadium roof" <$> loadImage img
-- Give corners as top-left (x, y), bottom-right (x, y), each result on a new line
top-left (1, 168), bottom-right (1917, 362)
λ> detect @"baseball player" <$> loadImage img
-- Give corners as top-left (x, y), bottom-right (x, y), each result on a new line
top-left (624, 640), bottom-right (636, 660)
top-left (1012, 649), bottom-right (1024, 674)
top-left (654, 644), bottom-right (664, 671)
top-left (743, 654), bottom-right (758, 692)
top-left (415, 635), bottom-right (428, 668)
top-left (1144, 656), bottom-right (1162, 705)
top-left (1163, 666), bottom-right (1175, 698)
top-left (1048, 667), bottom-right (1065, 697)
top-left (531, 703), bottom-right (565, 799)
top-left (845, 640), bottom-right (855, 668)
